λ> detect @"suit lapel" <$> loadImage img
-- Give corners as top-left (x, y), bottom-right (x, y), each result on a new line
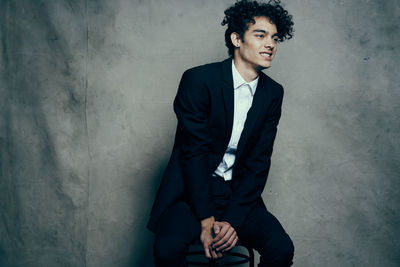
top-left (221, 58), bottom-right (234, 143)
top-left (236, 73), bottom-right (270, 160)
top-left (219, 58), bottom-right (271, 161)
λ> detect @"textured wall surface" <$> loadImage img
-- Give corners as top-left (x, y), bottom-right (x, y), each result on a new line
top-left (0, 0), bottom-right (399, 266)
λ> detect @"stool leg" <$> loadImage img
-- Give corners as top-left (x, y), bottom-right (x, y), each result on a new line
top-left (246, 246), bottom-right (255, 267)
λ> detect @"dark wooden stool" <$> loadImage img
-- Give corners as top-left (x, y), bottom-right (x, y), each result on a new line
top-left (186, 239), bottom-right (254, 267)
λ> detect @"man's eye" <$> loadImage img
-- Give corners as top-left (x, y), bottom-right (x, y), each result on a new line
top-left (256, 35), bottom-right (264, 38)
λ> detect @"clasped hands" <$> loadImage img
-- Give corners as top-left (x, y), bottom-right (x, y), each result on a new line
top-left (200, 216), bottom-right (239, 259)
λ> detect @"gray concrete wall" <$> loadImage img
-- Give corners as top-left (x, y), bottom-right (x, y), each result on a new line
top-left (0, 0), bottom-right (399, 266)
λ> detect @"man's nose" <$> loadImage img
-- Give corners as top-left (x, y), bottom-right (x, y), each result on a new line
top-left (264, 38), bottom-right (274, 50)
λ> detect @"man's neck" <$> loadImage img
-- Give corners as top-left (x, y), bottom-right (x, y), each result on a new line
top-left (233, 58), bottom-right (260, 83)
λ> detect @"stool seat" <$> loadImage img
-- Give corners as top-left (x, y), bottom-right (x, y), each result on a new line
top-left (186, 239), bottom-right (254, 267)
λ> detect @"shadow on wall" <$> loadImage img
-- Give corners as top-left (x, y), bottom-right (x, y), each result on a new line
top-left (129, 162), bottom-right (168, 267)
top-left (0, 0), bottom-right (89, 266)
top-left (0, 246), bottom-right (6, 266)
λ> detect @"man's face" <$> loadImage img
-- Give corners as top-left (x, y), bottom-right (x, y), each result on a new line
top-left (233, 16), bottom-right (278, 70)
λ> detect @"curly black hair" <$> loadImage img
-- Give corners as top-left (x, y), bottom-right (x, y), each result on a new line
top-left (221, 0), bottom-right (294, 57)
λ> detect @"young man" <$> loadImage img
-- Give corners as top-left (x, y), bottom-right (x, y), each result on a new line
top-left (147, 0), bottom-right (295, 266)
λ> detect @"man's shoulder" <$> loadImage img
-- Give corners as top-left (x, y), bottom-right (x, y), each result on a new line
top-left (260, 71), bottom-right (282, 88)
top-left (186, 59), bottom-right (227, 73)
top-left (181, 58), bottom-right (229, 81)
top-left (259, 71), bottom-right (284, 96)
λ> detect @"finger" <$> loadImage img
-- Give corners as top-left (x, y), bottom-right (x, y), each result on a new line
top-left (213, 223), bottom-right (221, 234)
top-left (211, 246), bottom-right (223, 258)
top-left (203, 243), bottom-right (211, 259)
top-left (212, 224), bottom-right (229, 244)
top-left (213, 228), bottom-right (235, 249)
top-left (223, 236), bottom-right (238, 252)
top-left (216, 230), bottom-right (236, 251)
top-left (219, 232), bottom-right (236, 251)
top-left (213, 229), bottom-right (232, 249)
top-left (210, 247), bottom-right (218, 259)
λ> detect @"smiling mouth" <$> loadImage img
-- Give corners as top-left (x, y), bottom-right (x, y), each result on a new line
top-left (260, 52), bottom-right (273, 60)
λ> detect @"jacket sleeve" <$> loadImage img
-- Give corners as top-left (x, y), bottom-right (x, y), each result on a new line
top-left (173, 69), bottom-right (215, 221)
top-left (222, 86), bottom-right (284, 229)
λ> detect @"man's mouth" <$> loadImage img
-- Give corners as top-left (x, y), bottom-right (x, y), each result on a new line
top-left (260, 52), bottom-right (273, 59)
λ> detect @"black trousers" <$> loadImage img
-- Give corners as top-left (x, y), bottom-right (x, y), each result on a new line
top-left (153, 176), bottom-right (294, 267)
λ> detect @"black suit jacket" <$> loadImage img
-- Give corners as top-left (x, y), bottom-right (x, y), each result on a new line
top-left (147, 58), bottom-right (284, 233)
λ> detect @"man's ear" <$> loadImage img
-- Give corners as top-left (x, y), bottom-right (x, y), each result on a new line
top-left (230, 32), bottom-right (241, 48)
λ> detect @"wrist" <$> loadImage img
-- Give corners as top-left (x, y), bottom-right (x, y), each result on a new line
top-left (201, 216), bottom-right (215, 231)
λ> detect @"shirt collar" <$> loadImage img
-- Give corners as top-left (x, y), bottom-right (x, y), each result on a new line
top-left (231, 59), bottom-right (259, 96)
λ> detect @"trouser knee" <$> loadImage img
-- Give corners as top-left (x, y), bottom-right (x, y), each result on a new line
top-left (260, 235), bottom-right (294, 266)
top-left (278, 237), bottom-right (294, 263)
top-left (153, 236), bottom-right (187, 264)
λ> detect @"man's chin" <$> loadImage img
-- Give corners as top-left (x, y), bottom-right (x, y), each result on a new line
top-left (256, 64), bottom-right (271, 71)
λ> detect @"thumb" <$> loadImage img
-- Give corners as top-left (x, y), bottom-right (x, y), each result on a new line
top-left (214, 222), bottom-right (221, 234)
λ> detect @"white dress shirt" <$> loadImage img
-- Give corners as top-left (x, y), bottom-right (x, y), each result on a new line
top-left (213, 59), bottom-right (259, 181)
